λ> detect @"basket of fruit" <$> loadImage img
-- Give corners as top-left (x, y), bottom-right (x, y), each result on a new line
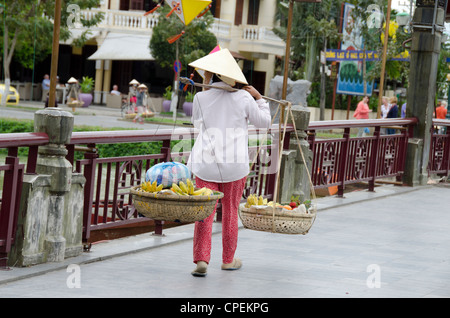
top-left (238, 195), bottom-right (316, 235)
top-left (131, 178), bottom-right (224, 223)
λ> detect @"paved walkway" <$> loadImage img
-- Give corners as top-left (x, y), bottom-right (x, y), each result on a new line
top-left (1, 183), bottom-right (449, 301)
top-left (1, 101), bottom-right (189, 129)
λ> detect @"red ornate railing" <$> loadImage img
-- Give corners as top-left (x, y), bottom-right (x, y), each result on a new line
top-left (67, 126), bottom-right (287, 243)
top-left (429, 119), bottom-right (450, 176)
top-left (306, 118), bottom-right (418, 196)
top-left (2, 117), bottom-right (450, 268)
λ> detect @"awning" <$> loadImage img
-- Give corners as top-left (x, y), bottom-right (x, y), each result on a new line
top-left (88, 33), bottom-right (154, 61)
top-left (230, 50), bottom-right (247, 61)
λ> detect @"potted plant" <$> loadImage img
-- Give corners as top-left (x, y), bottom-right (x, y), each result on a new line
top-left (183, 91), bottom-right (194, 116)
top-left (79, 76), bottom-right (94, 107)
top-left (162, 85), bottom-right (172, 112)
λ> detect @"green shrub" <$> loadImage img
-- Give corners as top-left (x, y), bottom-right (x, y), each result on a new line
top-left (0, 118), bottom-right (169, 159)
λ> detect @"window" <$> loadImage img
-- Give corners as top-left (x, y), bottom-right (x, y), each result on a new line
top-left (130, 0), bottom-right (144, 10)
top-left (210, 0), bottom-right (221, 18)
top-left (235, 0), bottom-right (244, 25)
top-left (247, 0), bottom-right (259, 25)
top-left (120, 0), bottom-right (156, 11)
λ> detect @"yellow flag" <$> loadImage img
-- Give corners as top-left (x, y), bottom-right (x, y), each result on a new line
top-left (166, 0), bottom-right (212, 25)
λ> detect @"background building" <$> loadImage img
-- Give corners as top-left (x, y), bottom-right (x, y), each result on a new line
top-left (12, 0), bottom-right (285, 105)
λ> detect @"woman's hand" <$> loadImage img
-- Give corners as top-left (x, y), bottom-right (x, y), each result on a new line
top-left (202, 71), bottom-right (213, 91)
top-left (243, 85), bottom-right (262, 100)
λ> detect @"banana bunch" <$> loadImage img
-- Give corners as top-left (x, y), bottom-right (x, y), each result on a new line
top-left (245, 194), bottom-right (267, 208)
top-left (141, 180), bottom-right (163, 193)
top-left (171, 179), bottom-right (213, 196)
top-left (267, 201), bottom-right (282, 207)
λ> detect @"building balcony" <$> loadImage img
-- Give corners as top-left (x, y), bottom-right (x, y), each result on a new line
top-left (73, 9), bottom-right (285, 57)
top-left (79, 8), bottom-right (158, 35)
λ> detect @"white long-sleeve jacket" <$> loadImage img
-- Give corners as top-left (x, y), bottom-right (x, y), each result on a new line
top-left (187, 82), bottom-right (271, 183)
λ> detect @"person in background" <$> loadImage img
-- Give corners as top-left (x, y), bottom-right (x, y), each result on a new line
top-left (111, 85), bottom-right (121, 96)
top-left (435, 101), bottom-right (448, 134)
top-left (401, 102), bottom-right (406, 118)
top-left (353, 95), bottom-right (372, 137)
top-left (436, 101), bottom-right (448, 119)
top-left (42, 74), bottom-right (50, 102)
top-left (133, 84), bottom-right (148, 124)
top-left (386, 96), bottom-right (399, 135)
top-left (380, 96), bottom-right (390, 135)
top-left (381, 96), bottom-right (390, 119)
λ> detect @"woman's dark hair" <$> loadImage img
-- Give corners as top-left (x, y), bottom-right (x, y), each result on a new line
top-left (211, 73), bottom-right (246, 89)
top-left (211, 74), bottom-right (222, 83)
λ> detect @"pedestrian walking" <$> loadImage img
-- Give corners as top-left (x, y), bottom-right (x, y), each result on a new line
top-left (41, 74), bottom-right (50, 102)
top-left (187, 49), bottom-right (271, 277)
top-left (380, 96), bottom-right (390, 135)
top-left (435, 101), bottom-right (448, 134)
top-left (386, 96), bottom-right (399, 135)
top-left (353, 95), bottom-right (372, 137)
top-left (133, 84), bottom-right (148, 124)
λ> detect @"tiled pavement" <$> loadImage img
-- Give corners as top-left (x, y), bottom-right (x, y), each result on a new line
top-left (1, 183), bottom-right (450, 301)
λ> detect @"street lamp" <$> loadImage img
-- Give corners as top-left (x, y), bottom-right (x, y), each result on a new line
top-left (48, 0), bottom-right (62, 108)
top-left (282, 0), bottom-right (322, 100)
top-left (280, 0), bottom-right (321, 147)
top-left (396, 12), bottom-right (411, 26)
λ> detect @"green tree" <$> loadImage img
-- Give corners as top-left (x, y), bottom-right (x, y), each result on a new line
top-left (274, 0), bottom-right (343, 82)
top-left (305, 16), bottom-right (341, 120)
top-left (0, 0), bottom-right (103, 106)
top-left (149, 4), bottom-right (217, 70)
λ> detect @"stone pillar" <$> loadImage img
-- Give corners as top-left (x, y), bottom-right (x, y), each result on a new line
top-left (94, 60), bottom-right (104, 104)
top-left (8, 108), bottom-right (86, 266)
top-left (403, 1), bottom-right (446, 186)
top-left (102, 60), bottom-right (112, 104)
top-left (268, 76), bottom-right (311, 123)
top-left (278, 105), bottom-right (312, 204)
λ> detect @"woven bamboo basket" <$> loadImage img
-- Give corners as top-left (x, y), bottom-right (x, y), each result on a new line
top-left (141, 112), bottom-right (154, 118)
top-left (124, 113), bottom-right (137, 119)
top-left (67, 100), bottom-right (84, 111)
top-left (239, 204), bottom-right (316, 235)
top-left (130, 185), bottom-right (224, 223)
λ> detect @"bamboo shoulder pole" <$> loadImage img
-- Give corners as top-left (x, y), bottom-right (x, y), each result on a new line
top-left (48, 0), bottom-right (62, 108)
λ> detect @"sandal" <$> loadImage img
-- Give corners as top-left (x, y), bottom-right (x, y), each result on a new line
top-left (191, 261), bottom-right (208, 277)
top-left (221, 258), bottom-right (242, 271)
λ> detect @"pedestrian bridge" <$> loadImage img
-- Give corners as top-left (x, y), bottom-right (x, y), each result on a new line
top-left (1, 184), bottom-right (449, 299)
top-left (1, 116), bottom-right (449, 269)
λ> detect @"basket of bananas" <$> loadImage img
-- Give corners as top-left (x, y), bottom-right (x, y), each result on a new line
top-left (130, 179), bottom-right (224, 223)
top-left (238, 194), bottom-right (316, 235)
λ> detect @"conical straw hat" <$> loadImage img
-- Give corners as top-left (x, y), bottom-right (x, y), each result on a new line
top-left (68, 77), bottom-right (78, 84)
top-left (129, 79), bottom-right (140, 85)
top-left (189, 48), bottom-right (248, 85)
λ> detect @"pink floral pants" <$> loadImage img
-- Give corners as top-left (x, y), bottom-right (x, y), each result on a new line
top-left (193, 176), bottom-right (247, 265)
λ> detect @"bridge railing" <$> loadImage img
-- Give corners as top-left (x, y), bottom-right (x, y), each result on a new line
top-left (66, 126), bottom-right (288, 243)
top-left (306, 118), bottom-right (419, 196)
top-left (2, 117), bottom-right (449, 268)
top-left (429, 119), bottom-right (450, 177)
